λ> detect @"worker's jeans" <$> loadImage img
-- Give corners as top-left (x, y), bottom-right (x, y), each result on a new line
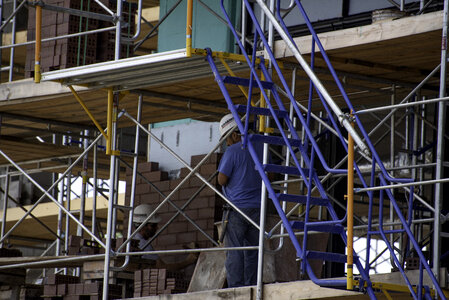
top-left (224, 208), bottom-right (260, 288)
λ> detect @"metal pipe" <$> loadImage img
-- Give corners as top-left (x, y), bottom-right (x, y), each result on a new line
top-left (64, 165), bottom-right (71, 274)
top-left (114, 0), bottom-right (122, 61)
top-left (186, 0), bottom-right (193, 57)
top-left (8, 0), bottom-right (17, 82)
top-left (34, 4), bottom-right (42, 83)
top-left (390, 85), bottom-right (396, 267)
top-left (92, 141), bottom-right (98, 236)
top-left (107, 88), bottom-right (113, 155)
top-left (102, 93), bottom-right (119, 299)
top-left (254, 0), bottom-right (370, 156)
top-left (0, 0), bottom-right (26, 32)
top-left (0, 168), bottom-right (10, 248)
top-left (77, 130), bottom-right (89, 237)
top-left (355, 96), bottom-right (449, 115)
top-left (433, 0), bottom-right (449, 284)
top-left (0, 135), bottom-right (106, 247)
top-left (347, 116), bottom-right (354, 290)
top-left (117, 111), bottom-right (263, 252)
top-left (355, 177), bottom-right (449, 193)
top-left (93, 0), bottom-right (114, 16)
top-left (0, 26), bottom-right (117, 50)
top-left (56, 172), bottom-right (64, 257)
top-left (69, 86), bottom-right (108, 139)
top-left (367, 63), bottom-right (441, 140)
top-left (133, 0), bottom-right (183, 52)
top-left (113, 94), bottom-right (143, 271)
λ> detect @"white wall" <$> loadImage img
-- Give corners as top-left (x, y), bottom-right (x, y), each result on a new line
top-left (148, 120), bottom-right (221, 172)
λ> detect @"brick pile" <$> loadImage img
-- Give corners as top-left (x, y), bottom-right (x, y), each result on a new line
top-left (133, 268), bottom-right (189, 297)
top-left (25, 0), bottom-right (135, 78)
top-left (43, 274), bottom-right (122, 299)
top-left (124, 153), bottom-right (224, 253)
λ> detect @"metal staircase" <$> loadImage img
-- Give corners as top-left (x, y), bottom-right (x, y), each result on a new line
top-left (204, 0), bottom-right (447, 299)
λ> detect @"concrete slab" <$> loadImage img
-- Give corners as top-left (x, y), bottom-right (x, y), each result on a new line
top-left (128, 280), bottom-right (364, 300)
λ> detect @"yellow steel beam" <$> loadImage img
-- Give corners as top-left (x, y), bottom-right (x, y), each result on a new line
top-left (34, 5), bottom-right (42, 83)
top-left (186, 0), bottom-right (193, 57)
top-left (68, 85), bottom-right (108, 140)
top-left (106, 88), bottom-right (113, 155)
top-left (347, 112), bottom-right (355, 290)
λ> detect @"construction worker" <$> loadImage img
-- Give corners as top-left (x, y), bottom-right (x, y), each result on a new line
top-left (133, 203), bottom-right (198, 271)
top-left (217, 114), bottom-right (264, 287)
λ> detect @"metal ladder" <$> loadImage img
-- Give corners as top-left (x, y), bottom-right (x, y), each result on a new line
top-left (204, 1), bottom-right (447, 299)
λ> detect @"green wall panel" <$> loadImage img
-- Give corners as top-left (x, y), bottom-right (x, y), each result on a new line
top-left (158, 0), bottom-right (241, 53)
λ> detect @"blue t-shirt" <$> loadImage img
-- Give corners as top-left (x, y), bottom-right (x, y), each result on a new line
top-left (218, 141), bottom-right (263, 208)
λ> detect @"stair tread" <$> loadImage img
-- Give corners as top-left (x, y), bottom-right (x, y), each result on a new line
top-left (276, 194), bottom-right (330, 206)
top-left (306, 250), bottom-right (348, 263)
top-left (290, 221), bottom-right (344, 234)
top-left (264, 164), bottom-right (310, 176)
top-left (223, 76), bottom-right (273, 89)
top-left (250, 134), bottom-right (302, 147)
top-left (234, 105), bottom-right (289, 118)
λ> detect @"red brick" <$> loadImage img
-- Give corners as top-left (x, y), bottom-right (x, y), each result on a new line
top-left (167, 221), bottom-right (189, 234)
top-left (209, 197), bottom-right (217, 207)
top-left (199, 186), bottom-right (216, 197)
top-left (191, 153), bottom-right (221, 167)
top-left (188, 197), bottom-right (209, 209)
top-left (200, 164), bottom-right (217, 176)
top-left (176, 232), bottom-right (196, 244)
top-left (170, 178), bottom-right (184, 190)
top-left (152, 181), bottom-right (170, 193)
top-left (178, 187), bottom-right (198, 200)
top-left (179, 167), bottom-right (191, 178)
top-left (138, 162), bottom-right (159, 173)
top-left (198, 207), bottom-right (214, 219)
top-left (135, 183), bottom-right (150, 195)
top-left (143, 171), bottom-right (168, 182)
top-left (155, 233), bottom-right (176, 247)
top-left (187, 219), bottom-right (208, 231)
top-left (184, 209), bottom-right (199, 219)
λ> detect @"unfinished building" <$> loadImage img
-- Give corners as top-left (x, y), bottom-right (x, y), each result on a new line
top-left (0, 0), bottom-right (448, 299)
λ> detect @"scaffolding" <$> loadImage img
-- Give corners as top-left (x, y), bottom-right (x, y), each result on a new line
top-left (0, 0), bottom-right (448, 299)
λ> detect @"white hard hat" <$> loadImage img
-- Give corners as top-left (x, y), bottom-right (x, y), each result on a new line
top-left (219, 114), bottom-right (237, 137)
top-left (133, 204), bottom-right (161, 224)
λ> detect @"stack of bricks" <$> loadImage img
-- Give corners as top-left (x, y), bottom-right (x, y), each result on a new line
top-left (42, 274), bottom-right (79, 299)
top-left (97, 0), bottom-right (136, 62)
top-left (133, 269), bottom-right (188, 297)
top-left (43, 274), bottom-right (122, 300)
top-left (67, 235), bottom-right (102, 255)
top-left (25, 0), bottom-right (135, 78)
top-left (124, 153), bottom-right (224, 253)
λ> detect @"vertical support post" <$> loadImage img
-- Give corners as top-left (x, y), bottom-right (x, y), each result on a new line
top-left (433, 0), bottom-right (448, 285)
top-left (346, 115), bottom-right (354, 290)
top-left (35, 4), bottom-right (42, 83)
top-left (390, 85), bottom-right (396, 267)
top-left (114, 0), bottom-right (122, 60)
top-left (0, 0), bottom-right (3, 83)
top-left (1, 168), bottom-right (10, 248)
top-left (64, 162), bottom-right (72, 275)
top-left (107, 88), bottom-right (113, 155)
top-left (92, 138), bottom-right (98, 236)
top-left (103, 92), bottom-right (118, 300)
top-left (77, 130), bottom-right (89, 236)
top-left (8, 0), bottom-right (17, 82)
top-left (56, 172), bottom-right (64, 256)
top-left (186, 0), bottom-right (193, 57)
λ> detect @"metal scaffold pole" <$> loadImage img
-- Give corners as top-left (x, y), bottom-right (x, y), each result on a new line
top-left (433, 0), bottom-right (448, 285)
top-left (103, 89), bottom-right (118, 300)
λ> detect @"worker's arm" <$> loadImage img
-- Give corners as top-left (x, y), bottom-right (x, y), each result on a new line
top-left (218, 172), bottom-right (228, 186)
